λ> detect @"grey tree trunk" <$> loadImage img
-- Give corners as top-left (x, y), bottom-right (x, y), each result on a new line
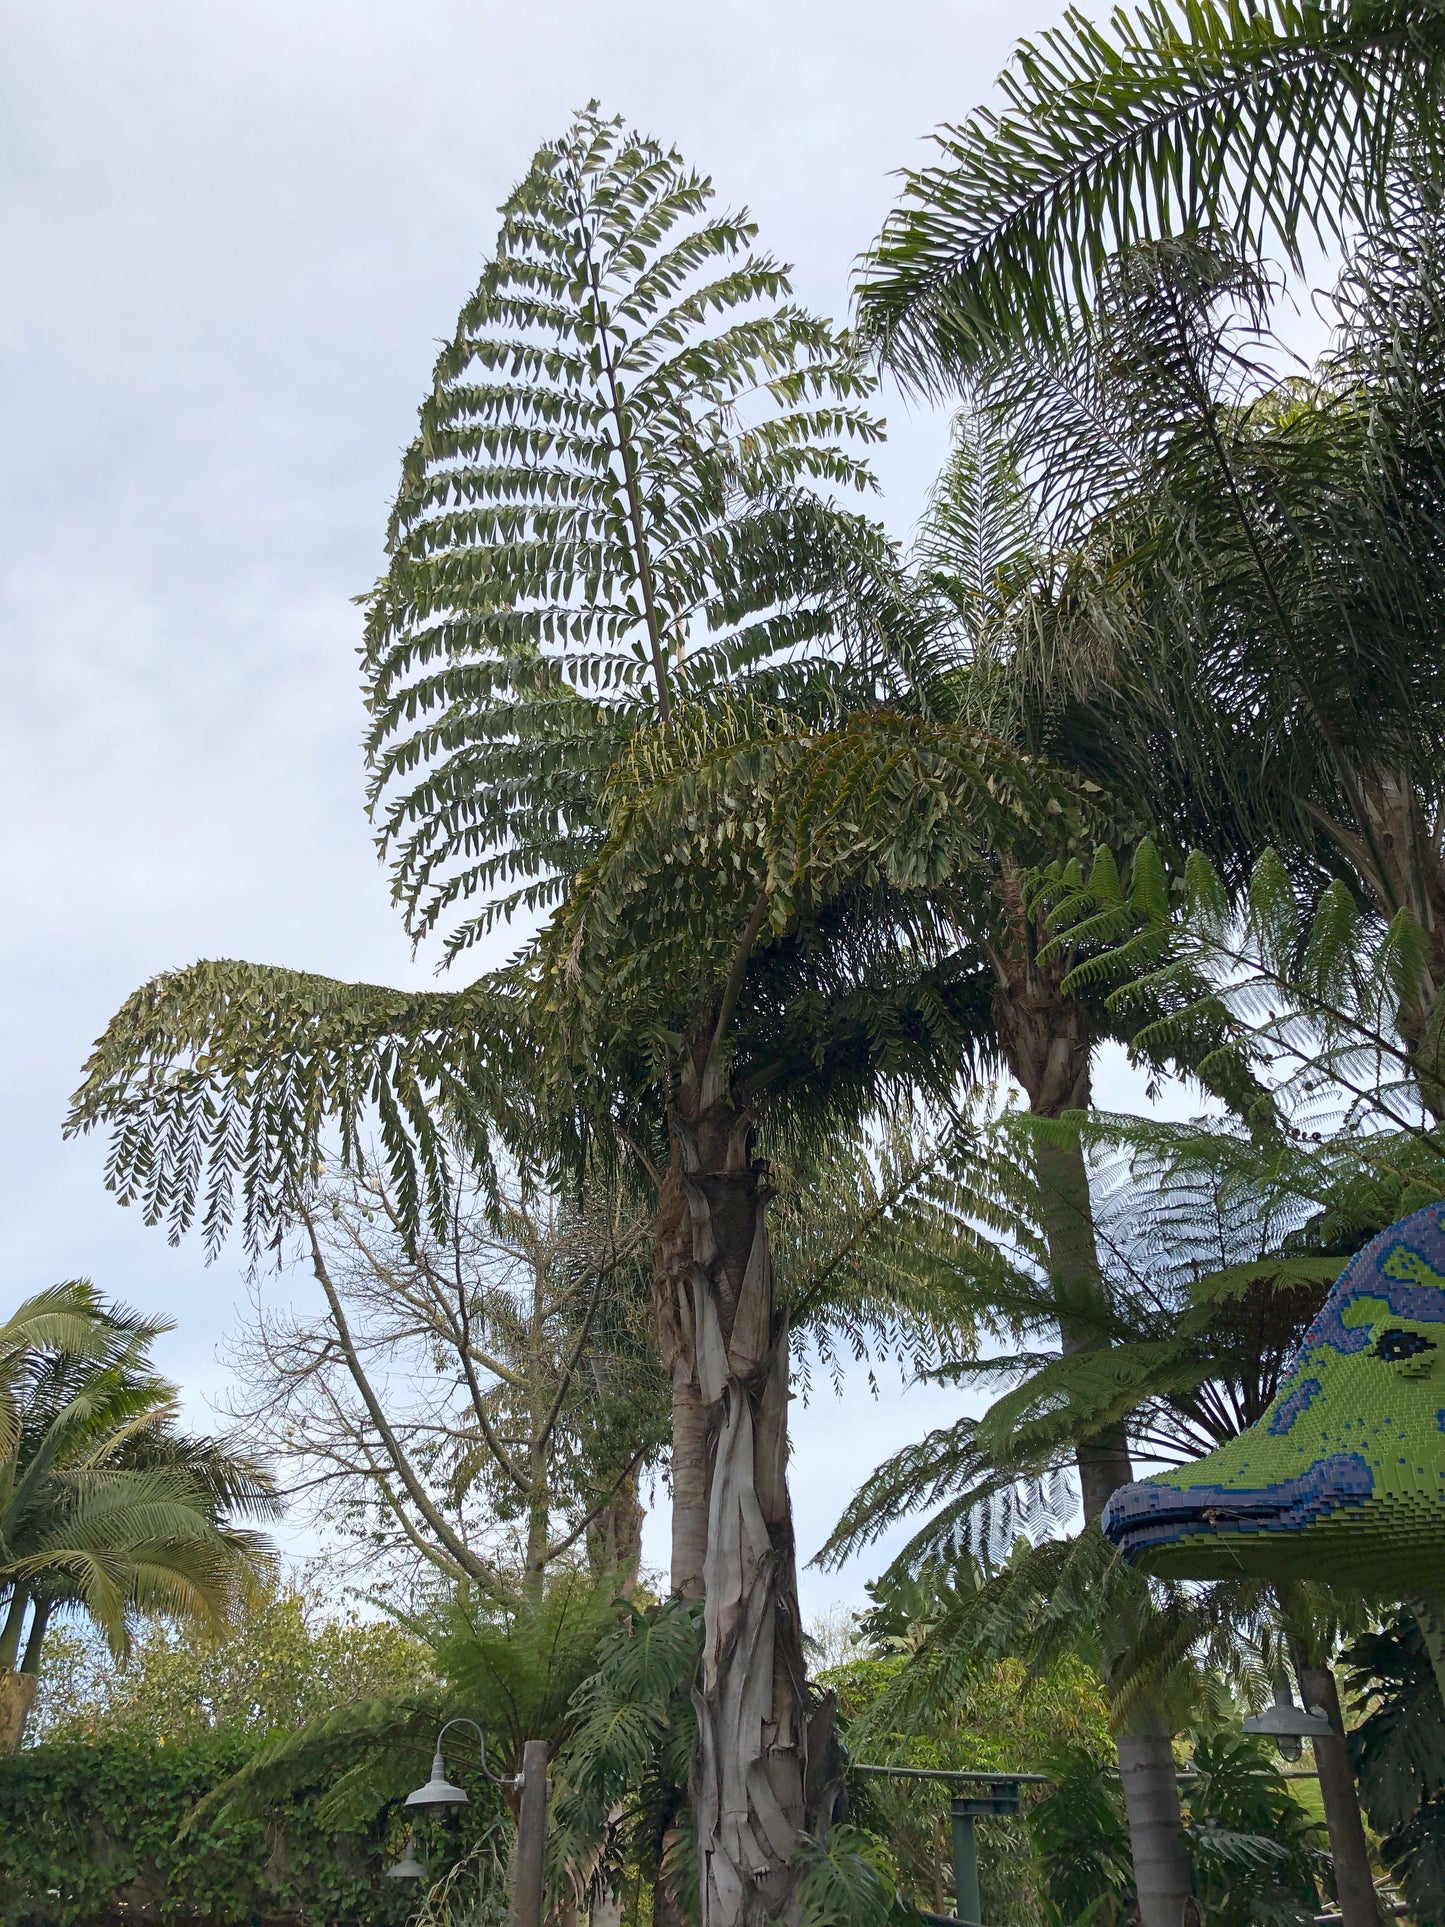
top-left (675, 1078), bottom-right (842, 1927)
top-left (653, 1159), bottom-right (708, 1602)
top-left (1286, 1632), bottom-right (1381, 1927)
top-left (1357, 773), bottom-right (1445, 1114)
top-left (1405, 1590), bottom-right (1445, 1708)
top-left (1035, 1130), bottom-right (1194, 1927)
top-left (0, 1589), bottom-right (37, 1756)
top-left (587, 1471), bottom-right (646, 1597)
top-left (1116, 1720), bottom-right (1198, 1927)
top-left (993, 917), bottom-right (1195, 1927)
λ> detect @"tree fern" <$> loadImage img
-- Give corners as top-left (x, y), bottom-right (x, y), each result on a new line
top-left (364, 105), bottom-right (886, 963)
top-left (1041, 839), bottom-right (1445, 1133)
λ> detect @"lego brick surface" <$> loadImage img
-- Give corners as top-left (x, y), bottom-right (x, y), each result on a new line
top-left (1102, 1203), bottom-right (1445, 1587)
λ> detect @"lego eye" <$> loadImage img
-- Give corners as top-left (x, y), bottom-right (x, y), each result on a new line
top-left (1372, 1328), bottom-right (1438, 1362)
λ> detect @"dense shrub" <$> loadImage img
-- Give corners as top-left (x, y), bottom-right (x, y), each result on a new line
top-left (0, 1731), bottom-right (442, 1926)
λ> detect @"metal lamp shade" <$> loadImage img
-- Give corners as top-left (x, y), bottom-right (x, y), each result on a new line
top-left (406, 1750), bottom-right (471, 1808)
top-left (387, 1841), bottom-right (427, 1880)
top-left (1242, 1679), bottom-right (1333, 1743)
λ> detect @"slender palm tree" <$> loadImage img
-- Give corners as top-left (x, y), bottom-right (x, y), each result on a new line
top-left (985, 217), bottom-right (1445, 1093)
top-left (823, 1111), bottom-right (1389, 1924)
top-left (0, 1281), bottom-right (278, 1750)
top-left (731, 415), bottom-right (1275, 1923)
top-left (860, 0), bottom-right (1445, 1102)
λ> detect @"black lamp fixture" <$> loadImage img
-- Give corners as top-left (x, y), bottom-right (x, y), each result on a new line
top-left (1242, 1677), bottom-right (1333, 1762)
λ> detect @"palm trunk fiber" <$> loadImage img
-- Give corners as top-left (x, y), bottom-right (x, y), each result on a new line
top-left (676, 1087), bottom-right (841, 1927)
top-left (1286, 1628), bottom-right (1381, 1927)
top-left (0, 1590), bottom-right (38, 1755)
top-left (0, 1673), bottom-right (37, 1755)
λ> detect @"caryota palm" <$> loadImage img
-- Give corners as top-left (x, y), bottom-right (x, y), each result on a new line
top-left (0, 1280), bottom-right (278, 1751)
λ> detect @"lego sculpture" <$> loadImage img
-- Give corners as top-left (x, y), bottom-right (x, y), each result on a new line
top-left (1102, 1203), bottom-right (1445, 1586)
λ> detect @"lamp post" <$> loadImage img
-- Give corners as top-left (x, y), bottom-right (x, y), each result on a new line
top-left (388, 1718), bottom-right (550, 1927)
top-left (949, 1780), bottom-right (1021, 1927)
top-left (1242, 1678), bottom-right (1333, 1762)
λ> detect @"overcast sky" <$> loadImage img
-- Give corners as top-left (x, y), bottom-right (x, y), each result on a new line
top-left (3, 0), bottom-right (1210, 1612)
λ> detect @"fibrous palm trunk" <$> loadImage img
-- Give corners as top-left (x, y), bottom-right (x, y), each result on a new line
top-left (0, 1673), bottom-right (36, 1755)
top-left (674, 1067), bottom-right (842, 1927)
top-left (587, 1471), bottom-right (647, 1597)
top-left (992, 888), bottom-right (1196, 1927)
top-left (0, 1590), bottom-right (43, 1755)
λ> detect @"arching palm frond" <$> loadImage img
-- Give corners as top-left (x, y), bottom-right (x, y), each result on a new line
top-left (0, 1290), bottom-right (279, 1710)
top-left (857, 0), bottom-right (1445, 382)
top-left (66, 959), bottom-right (527, 1256)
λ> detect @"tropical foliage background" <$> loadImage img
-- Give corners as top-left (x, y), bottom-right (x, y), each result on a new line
top-left (12, 3), bottom-right (1445, 1922)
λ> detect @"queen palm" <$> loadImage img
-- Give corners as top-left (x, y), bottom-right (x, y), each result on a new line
top-left (1013, 218), bottom-right (1445, 1079)
top-left (861, 0), bottom-right (1445, 1108)
top-left (0, 1281), bottom-right (278, 1750)
top-left (856, 0), bottom-right (1445, 380)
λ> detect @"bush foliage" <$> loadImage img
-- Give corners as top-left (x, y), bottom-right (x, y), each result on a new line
top-left (0, 1731), bottom-right (425, 1927)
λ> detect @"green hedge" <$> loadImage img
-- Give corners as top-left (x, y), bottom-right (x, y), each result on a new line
top-left (0, 1733), bottom-right (423, 1926)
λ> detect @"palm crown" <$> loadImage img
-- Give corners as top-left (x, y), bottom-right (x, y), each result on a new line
top-left (856, 0), bottom-right (1445, 380)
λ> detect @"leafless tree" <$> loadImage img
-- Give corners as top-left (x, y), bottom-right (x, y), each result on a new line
top-left (223, 1155), bottom-right (666, 1597)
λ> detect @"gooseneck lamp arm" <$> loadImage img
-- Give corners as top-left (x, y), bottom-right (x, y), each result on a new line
top-left (405, 1717), bottom-right (521, 1807)
top-left (437, 1717), bottom-right (519, 1788)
